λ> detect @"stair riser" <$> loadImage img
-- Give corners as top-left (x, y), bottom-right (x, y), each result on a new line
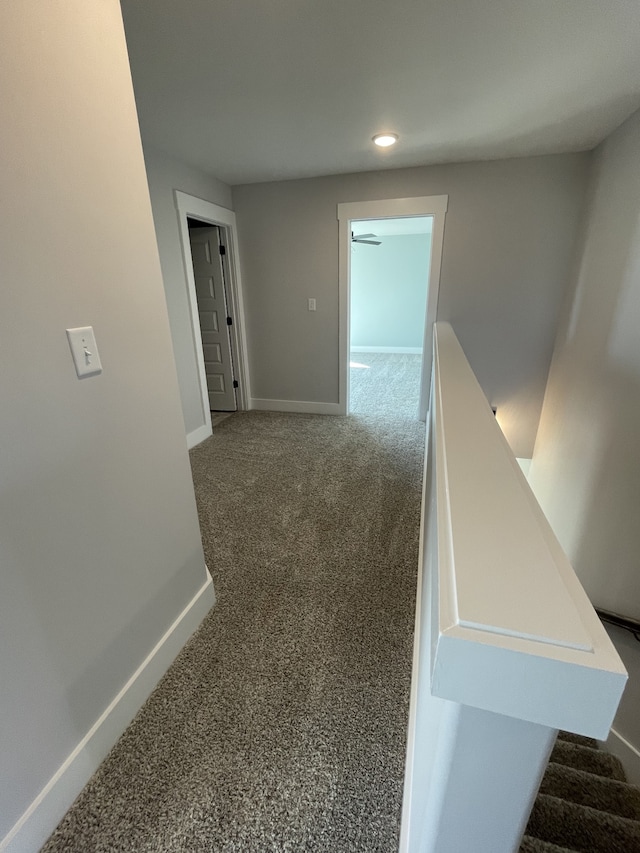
top-left (551, 740), bottom-right (626, 782)
top-left (540, 762), bottom-right (640, 821)
top-left (521, 736), bottom-right (640, 853)
top-left (527, 794), bottom-right (640, 853)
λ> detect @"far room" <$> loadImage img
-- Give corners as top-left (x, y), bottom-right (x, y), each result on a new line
top-left (349, 216), bottom-right (432, 418)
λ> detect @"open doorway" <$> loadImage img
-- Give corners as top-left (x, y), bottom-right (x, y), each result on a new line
top-left (337, 195), bottom-right (448, 420)
top-left (175, 191), bottom-right (250, 448)
top-left (349, 217), bottom-right (432, 418)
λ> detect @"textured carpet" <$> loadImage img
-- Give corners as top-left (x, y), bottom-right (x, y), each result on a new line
top-left (42, 384), bottom-right (425, 850)
top-left (521, 732), bottom-right (640, 852)
top-left (211, 411), bottom-right (233, 428)
top-left (349, 352), bottom-right (422, 419)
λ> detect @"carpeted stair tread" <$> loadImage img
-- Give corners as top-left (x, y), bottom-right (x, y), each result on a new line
top-left (539, 760), bottom-right (640, 820)
top-left (519, 835), bottom-right (576, 853)
top-left (526, 792), bottom-right (640, 853)
top-left (556, 731), bottom-right (598, 750)
top-left (550, 738), bottom-right (626, 781)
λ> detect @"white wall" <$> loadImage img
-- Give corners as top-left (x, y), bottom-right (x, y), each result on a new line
top-left (351, 233), bottom-right (432, 349)
top-left (143, 145), bottom-right (233, 436)
top-left (0, 2), bottom-right (212, 847)
top-left (233, 153), bottom-right (589, 456)
top-left (529, 107), bottom-right (640, 759)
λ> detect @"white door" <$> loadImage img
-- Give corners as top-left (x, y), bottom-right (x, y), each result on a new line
top-left (189, 226), bottom-right (237, 412)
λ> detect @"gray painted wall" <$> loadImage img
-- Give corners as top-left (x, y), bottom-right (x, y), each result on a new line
top-left (351, 233), bottom-right (432, 349)
top-left (0, 1), bottom-right (209, 839)
top-left (529, 108), bottom-right (640, 755)
top-left (232, 153), bottom-right (589, 456)
top-left (143, 145), bottom-right (233, 436)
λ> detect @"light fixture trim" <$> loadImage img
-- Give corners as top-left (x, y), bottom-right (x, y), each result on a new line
top-left (373, 132), bottom-right (399, 148)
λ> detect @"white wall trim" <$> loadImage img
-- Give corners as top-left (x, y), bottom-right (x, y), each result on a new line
top-left (600, 728), bottom-right (640, 787)
top-left (249, 398), bottom-right (342, 415)
top-left (350, 346), bottom-right (423, 354)
top-left (1, 572), bottom-right (215, 853)
top-left (338, 196), bottom-right (449, 221)
top-left (401, 327), bottom-right (626, 852)
top-left (186, 422), bottom-right (213, 450)
top-left (399, 423), bottom-right (431, 853)
top-left (174, 192), bottom-right (252, 429)
top-left (337, 195), bottom-right (448, 419)
top-left (428, 324), bottom-right (626, 736)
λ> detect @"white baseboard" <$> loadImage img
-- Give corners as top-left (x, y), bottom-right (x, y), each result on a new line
top-left (600, 727), bottom-right (640, 786)
top-left (187, 422), bottom-right (212, 449)
top-left (350, 346), bottom-right (423, 354)
top-left (249, 398), bottom-right (342, 415)
top-left (1, 571), bottom-right (215, 853)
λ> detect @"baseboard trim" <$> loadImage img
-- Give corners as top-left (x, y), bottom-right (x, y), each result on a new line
top-left (1, 571), bottom-right (215, 853)
top-left (600, 727), bottom-right (640, 786)
top-left (187, 422), bottom-right (212, 449)
top-left (249, 398), bottom-right (342, 415)
top-left (350, 346), bottom-right (423, 354)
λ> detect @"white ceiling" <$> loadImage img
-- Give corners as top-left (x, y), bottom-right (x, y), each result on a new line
top-left (120, 0), bottom-right (640, 186)
top-left (354, 217), bottom-right (433, 238)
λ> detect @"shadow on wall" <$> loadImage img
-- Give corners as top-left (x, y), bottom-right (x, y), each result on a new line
top-left (530, 140), bottom-right (640, 603)
top-left (570, 360), bottom-right (640, 619)
top-left (551, 189), bottom-right (640, 615)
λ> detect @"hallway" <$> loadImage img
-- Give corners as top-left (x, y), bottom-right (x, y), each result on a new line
top-left (43, 399), bottom-right (425, 850)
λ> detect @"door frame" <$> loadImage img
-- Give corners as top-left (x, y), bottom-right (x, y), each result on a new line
top-left (175, 191), bottom-right (251, 446)
top-left (337, 195), bottom-right (448, 420)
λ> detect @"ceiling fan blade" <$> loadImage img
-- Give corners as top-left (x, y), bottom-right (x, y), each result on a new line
top-left (354, 238), bottom-right (381, 245)
top-left (353, 233), bottom-right (377, 239)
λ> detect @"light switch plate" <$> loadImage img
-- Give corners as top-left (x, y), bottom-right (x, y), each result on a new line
top-left (66, 326), bottom-right (103, 378)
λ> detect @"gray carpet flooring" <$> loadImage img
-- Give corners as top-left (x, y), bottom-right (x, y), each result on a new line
top-left (42, 365), bottom-right (425, 851)
top-left (349, 352), bottom-right (422, 419)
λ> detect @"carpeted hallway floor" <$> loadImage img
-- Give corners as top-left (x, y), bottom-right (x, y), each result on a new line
top-left (42, 362), bottom-right (425, 851)
top-left (349, 352), bottom-right (422, 420)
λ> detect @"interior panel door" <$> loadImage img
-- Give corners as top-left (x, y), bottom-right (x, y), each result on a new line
top-left (189, 226), bottom-right (237, 412)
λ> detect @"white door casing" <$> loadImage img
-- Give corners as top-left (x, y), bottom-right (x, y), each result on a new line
top-left (189, 226), bottom-right (237, 412)
top-left (174, 192), bottom-right (250, 449)
top-left (337, 196), bottom-right (448, 420)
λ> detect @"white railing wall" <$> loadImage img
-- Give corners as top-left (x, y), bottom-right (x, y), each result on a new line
top-left (400, 323), bottom-right (627, 853)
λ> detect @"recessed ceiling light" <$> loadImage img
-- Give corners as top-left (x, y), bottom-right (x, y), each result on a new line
top-left (373, 133), bottom-right (398, 148)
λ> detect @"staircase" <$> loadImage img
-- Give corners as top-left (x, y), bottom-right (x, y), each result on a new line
top-left (520, 733), bottom-right (640, 852)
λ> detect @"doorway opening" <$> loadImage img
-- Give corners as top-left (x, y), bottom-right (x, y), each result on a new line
top-left (175, 191), bottom-right (250, 448)
top-left (337, 195), bottom-right (448, 421)
top-left (187, 218), bottom-right (238, 418)
top-left (349, 216), bottom-right (433, 419)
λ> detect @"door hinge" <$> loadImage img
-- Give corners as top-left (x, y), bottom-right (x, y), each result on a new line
top-left (226, 316), bottom-right (233, 326)
top-left (219, 245), bottom-right (226, 256)
top-left (233, 380), bottom-right (239, 389)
